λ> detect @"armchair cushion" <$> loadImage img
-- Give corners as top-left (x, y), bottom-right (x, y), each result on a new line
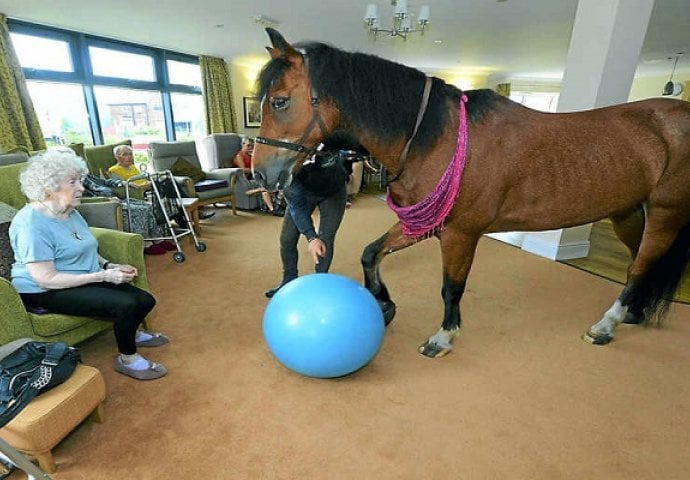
top-left (171, 157), bottom-right (206, 183)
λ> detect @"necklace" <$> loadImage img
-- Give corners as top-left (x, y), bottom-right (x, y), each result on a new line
top-left (37, 202), bottom-right (82, 240)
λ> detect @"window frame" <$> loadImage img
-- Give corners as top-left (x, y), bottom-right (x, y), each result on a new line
top-left (8, 19), bottom-right (203, 145)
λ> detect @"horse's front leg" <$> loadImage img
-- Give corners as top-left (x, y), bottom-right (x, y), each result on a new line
top-left (361, 222), bottom-right (422, 325)
top-left (418, 232), bottom-right (480, 358)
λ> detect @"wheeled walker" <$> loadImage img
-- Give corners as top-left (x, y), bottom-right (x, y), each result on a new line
top-left (124, 170), bottom-right (207, 263)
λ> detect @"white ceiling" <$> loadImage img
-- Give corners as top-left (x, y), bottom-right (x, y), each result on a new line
top-left (1, 0), bottom-right (689, 82)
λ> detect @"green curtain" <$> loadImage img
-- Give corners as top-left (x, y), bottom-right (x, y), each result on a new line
top-left (200, 55), bottom-right (237, 134)
top-left (495, 83), bottom-right (511, 97)
top-left (0, 14), bottom-right (45, 152)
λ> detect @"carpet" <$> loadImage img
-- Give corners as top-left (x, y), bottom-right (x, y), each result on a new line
top-left (25, 194), bottom-right (690, 480)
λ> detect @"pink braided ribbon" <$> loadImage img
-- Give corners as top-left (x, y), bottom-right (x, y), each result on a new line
top-left (386, 95), bottom-right (469, 238)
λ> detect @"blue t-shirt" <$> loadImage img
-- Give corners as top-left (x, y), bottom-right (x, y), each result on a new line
top-left (9, 206), bottom-right (99, 293)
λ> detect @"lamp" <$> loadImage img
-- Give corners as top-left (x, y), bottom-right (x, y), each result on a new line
top-left (364, 1), bottom-right (430, 41)
top-left (662, 52), bottom-right (684, 96)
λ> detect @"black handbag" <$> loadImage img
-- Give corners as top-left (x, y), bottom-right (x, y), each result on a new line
top-left (0, 339), bottom-right (81, 428)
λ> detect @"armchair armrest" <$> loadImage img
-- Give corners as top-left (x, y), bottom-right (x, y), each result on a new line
top-left (0, 277), bottom-right (34, 344)
top-left (91, 227), bottom-right (149, 291)
top-left (171, 175), bottom-right (195, 197)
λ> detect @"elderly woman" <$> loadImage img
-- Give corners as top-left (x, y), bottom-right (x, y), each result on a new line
top-left (9, 149), bottom-right (169, 381)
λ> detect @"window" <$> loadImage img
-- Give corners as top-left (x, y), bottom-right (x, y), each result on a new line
top-left (10, 33), bottom-right (73, 72)
top-left (167, 60), bottom-right (202, 87)
top-left (171, 93), bottom-right (205, 141)
top-left (8, 20), bottom-right (205, 149)
top-left (89, 46), bottom-right (156, 81)
top-left (510, 92), bottom-right (560, 112)
top-left (26, 81), bottom-right (92, 146)
top-left (94, 87), bottom-right (165, 152)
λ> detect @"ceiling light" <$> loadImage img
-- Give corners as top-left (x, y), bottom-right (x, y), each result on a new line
top-left (662, 52), bottom-right (684, 96)
top-left (254, 15), bottom-right (280, 28)
top-left (364, 1), bottom-right (430, 42)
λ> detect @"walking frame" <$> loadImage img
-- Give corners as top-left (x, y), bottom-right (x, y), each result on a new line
top-left (124, 170), bottom-right (207, 263)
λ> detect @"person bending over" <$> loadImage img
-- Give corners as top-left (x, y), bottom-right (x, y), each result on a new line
top-left (265, 132), bottom-right (368, 297)
top-left (10, 149), bottom-right (169, 381)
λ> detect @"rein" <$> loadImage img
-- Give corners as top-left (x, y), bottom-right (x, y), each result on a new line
top-left (387, 77), bottom-right (433, 183)
top-left (255, 54), bottom-right (326, 157)
top-left (386, 94), bottom-right (469, 238)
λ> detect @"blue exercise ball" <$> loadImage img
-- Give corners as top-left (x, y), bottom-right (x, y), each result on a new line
top-left (263, 273), bottom-right (385, 378)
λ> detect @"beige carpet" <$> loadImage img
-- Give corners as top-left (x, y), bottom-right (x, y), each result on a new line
top-left (20, 194), bottom-right (690, 479)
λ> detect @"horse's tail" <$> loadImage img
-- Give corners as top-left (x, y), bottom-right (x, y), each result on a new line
top-left (629, 220), bottom-right (690, 324)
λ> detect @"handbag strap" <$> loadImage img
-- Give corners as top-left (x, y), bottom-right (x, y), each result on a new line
top-left (0, 343), bottom-right (67, 428)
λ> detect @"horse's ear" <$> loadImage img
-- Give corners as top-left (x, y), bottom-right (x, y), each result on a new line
top-left (266, 46), bottom-right (281, 60)
top-left (265, 27), bottom-right (300, 60)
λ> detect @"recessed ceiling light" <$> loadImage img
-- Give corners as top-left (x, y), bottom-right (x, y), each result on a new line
top-left (434, 40), bottom-right (443, 44)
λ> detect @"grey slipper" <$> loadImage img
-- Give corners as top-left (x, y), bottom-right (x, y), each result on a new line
top-left (113, 357), bottom-right (167, 380)
top-left (135, 330), bottom-right (170, 348)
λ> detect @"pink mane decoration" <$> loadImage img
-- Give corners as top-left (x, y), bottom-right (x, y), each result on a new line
top-left (386, 95), bottom-right (469, 238)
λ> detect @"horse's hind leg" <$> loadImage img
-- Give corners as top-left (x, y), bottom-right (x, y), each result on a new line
top-left (362, 223), bottom-right (423, 324)
top-left (609, 205), bottom-right (647, 324)
top-left (418, 232), bottom-right (480, 358)
top-left (584, 209), bottom-right (690, 345)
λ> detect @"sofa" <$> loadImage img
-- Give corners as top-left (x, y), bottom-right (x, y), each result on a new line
top-left (0, 158), bottom-right (150, 347)
top-left (201, 133), bottom-right (262, 211)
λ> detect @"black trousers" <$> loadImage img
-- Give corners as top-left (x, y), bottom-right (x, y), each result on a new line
top-left (279, 185), bottom-right (347, 281)
top-left (21, 283), bottom-right (155, 355)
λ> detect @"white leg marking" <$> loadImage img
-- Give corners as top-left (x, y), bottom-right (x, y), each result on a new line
top-left (589, 300), bottom-right (628, 337)
top-left (427, 327), bottom-right (460, 348)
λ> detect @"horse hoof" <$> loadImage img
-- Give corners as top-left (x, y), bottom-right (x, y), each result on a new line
top-left (380, 301), bottom-right (396, 325)
top-left (582, 330), bottom-right (613, 345)
top-left (418, 341), bottom-right (452, 358)
top-left (622, 312), bottom-right (645, 325)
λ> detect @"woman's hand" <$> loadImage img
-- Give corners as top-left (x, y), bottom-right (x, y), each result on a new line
top-left (307, 238), bottom-right (326, 265)
top-left (102, 267), bottom-right (136, 284)
top-left (105, 263), bottom-right (138, 277)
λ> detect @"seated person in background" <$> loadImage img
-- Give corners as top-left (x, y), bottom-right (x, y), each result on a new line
top-left (232, 137), bottom-right (282, 215)
top-left (82, 174), bottom-right (176, 255)
top-left (10, 149), bottom-right (169, 381)
top-left (109, 144), bottom-right (214, 220)
top-left (108, 145), bottom-right (151, 191)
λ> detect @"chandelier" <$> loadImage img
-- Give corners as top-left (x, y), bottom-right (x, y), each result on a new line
top-left (364, 0), bottom-right (430, 41)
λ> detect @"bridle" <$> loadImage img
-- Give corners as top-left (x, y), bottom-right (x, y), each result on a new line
top-left (255, 53), bottom-right (433, 184)
top-left (255, 54), bottom-right (327, 159)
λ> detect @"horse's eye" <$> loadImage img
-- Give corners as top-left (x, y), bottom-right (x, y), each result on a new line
top-left (271, 96), bottom-right (290, 110)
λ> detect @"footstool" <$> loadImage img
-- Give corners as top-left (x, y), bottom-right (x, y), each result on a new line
top-left (0, 364), bottom-right (106, 473)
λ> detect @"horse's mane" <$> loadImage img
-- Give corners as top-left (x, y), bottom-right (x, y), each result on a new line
top-left (257, 41), bottom-right (499, 153)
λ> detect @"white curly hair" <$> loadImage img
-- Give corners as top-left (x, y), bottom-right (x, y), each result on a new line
top-left (19, 148), bottom-right (88, 202)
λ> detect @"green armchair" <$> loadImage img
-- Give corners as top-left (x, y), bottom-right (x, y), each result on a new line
top-left (82, 140), bottom-right (145, 201)
top-left (0, 227), bottom-right (149, 346)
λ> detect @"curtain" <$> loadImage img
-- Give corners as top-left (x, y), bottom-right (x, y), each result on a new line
top-left (0, 14), bottom-right (45, 153)
top-left (200, 55), bottom-right (237, 134)
top-left (682, 81), bottom-right (690, 102)
top-left (495, 83), bottom-right (511, 97)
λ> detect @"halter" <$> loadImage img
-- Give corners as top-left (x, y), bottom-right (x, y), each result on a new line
top-left (255, 54), bottom-right (327, 158)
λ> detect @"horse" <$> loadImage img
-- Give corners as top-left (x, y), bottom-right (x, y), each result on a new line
top-left (252, 28), bottom-right (690, 359)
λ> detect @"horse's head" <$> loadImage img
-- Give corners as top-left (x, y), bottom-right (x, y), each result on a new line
top-left (252, 28), bottom-right (336, 189)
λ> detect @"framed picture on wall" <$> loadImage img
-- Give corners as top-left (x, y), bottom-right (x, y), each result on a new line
top-left (243, 97), bottom-right (262, 128)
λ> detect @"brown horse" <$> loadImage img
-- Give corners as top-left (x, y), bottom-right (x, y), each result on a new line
top-left (252, 28), bottom-right (690, 358)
